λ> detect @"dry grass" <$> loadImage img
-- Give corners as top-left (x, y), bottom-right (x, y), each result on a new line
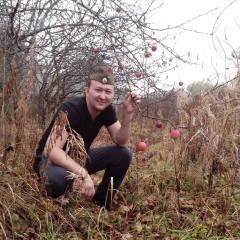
top-left (0, 66), bottom-right (240, 239)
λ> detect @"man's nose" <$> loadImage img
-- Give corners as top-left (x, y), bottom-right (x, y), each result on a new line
top-left (99, 92), bottom-right (106, 99)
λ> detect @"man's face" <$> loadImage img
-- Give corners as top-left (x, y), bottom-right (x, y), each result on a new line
top-left (85, 80), bottom-right (114, 112)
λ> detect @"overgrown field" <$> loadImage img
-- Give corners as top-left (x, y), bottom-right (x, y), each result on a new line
top-left (1, 84), bottom-right (240, 239)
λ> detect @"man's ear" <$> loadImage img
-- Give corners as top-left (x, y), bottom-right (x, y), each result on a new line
top-left (84, 87), bottom-right (89, 96)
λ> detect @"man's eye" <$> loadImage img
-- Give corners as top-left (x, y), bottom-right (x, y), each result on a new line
top-left (106, 91), bottom-right (112, 95)
top-left (96, 89), bottom-right (101, 92)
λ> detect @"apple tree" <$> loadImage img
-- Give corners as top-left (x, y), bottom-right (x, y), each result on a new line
top-left (0, 0), bottom-right (198, 127)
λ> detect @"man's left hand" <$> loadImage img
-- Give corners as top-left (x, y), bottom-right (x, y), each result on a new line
top-left (123, 91), bottom-right (141, 114)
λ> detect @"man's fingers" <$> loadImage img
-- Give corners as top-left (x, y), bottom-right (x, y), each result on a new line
top-left (130, 92), bottom-right (141, 100)
top-left (81, 187), bottom-right (95, 199)
top-left (130, 94), bottom-right (141, 105)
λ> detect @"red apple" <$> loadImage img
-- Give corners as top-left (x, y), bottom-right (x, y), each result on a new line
top-left (151, 45), bottom-right (157, 51)
top-left (136, 141), bottom-right (147, 151)
top-left (144, 51), bottom-right (152, 58)
top-left (179, 81), bottom-right (183, 86)
top-left (155, 121), bottom-right (162, 128)
top-left (170, 129), bottom-right (180, 140)
top-left (108, 45), bottom-right (114, 50)
top-left (135, 72), bottom-right (142, 78)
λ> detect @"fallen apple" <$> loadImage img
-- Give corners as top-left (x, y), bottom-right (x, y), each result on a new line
top-left (135, 72), bottom-right (142, 78)
top-left (170, 129), bottom-right (180, 139)
top-left (136, 141), bottom-right (147, 151)
top-left (155, 121), bottom-right (163, 128)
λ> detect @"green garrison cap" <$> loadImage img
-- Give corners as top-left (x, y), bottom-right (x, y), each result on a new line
top-left (90, 66), bottom-right (114, 85)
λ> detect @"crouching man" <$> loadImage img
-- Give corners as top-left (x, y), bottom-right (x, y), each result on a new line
top-left (33, 66), bottom-right (141, 211)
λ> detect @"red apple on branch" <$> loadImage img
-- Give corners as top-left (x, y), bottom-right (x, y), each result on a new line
top-left (136, 141), bottom-right (147, 151)
top-left (170, 129), bottom-right (180, 140)
top-left (92, 47), bottom-right (99, 52)
top-left (179, 81), bottom-right (183, 86)
top-left (135, 72), bottom-right (142, 78)
top-left (155, 121), bottom-right (163, 128)
top-left (108, 45), bottom-right (114, 50)
top-left (144, 51), bottom-right (152, 58)
top-left (151, 45), bottom-right (157, 51)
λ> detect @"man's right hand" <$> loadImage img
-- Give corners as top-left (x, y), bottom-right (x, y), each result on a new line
top-left (81, 175), bottom-right (95, 199)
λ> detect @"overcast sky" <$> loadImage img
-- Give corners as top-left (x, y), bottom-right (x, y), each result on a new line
top-left (149, 0), bottom-right (240, 87)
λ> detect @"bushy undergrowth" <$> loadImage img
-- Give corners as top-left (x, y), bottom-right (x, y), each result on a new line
top-left (1, 82), bottom-right (240, 239)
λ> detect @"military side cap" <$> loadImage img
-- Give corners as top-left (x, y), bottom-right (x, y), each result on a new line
top-left (90, 66), bottom-right (114, 85)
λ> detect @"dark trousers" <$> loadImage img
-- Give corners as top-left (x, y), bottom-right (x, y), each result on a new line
top-left (35, 146), bottom-right (132, 210)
